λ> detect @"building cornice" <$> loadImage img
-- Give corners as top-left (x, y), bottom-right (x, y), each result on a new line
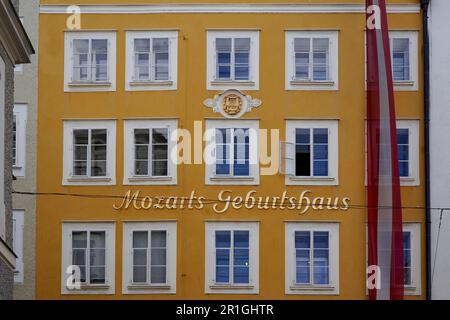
top-left (40, 3), bottom-right (421, 15)
top-left (0, 0), bottom-right (34, 64)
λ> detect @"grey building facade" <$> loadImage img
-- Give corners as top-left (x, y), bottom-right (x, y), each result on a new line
top-left (12, 0), bottom-right (38, 300)
top-left (0, 0), bottom-right (34, 300)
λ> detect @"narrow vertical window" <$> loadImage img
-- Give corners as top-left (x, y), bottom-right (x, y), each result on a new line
top-left (234, 38), bottom-right (250, 80)
top-left (12, 114), bottom-right (17, 166)
top-left (312, 38), bottom-right (329, 81)
top-left (397, 128), bottom-right (409, 177)
top-left (216, 38), bottom-right (232, 80)
top-left (295, 128), bottom-right (329, 177)
top-left (72, 38), bottom-right (108, 82)
top-left (132, 230), bottom-right (167, 284)
top-left (152, 128), bottom-right (169, 176)
top-left (134, 39), bottom-right (151, 81)
top-left (73, 129), bottom-right (107, 177)
top-left (153, 38), bottom-right (169, 81)
top-left (294, 38), bottom-right (310, 80)
top-left (392, 38), bottom-right (410, 81)
top-left (403, 231), bottom-right (412, 286)
top-left (134, 129), bottom-right (150, 176)
top-left (71, 231), bottom-right (106, 284)
top-left (215, 128), bottom-right (249, 176)
top-left (295, 231), bottom-right (329, 285)
top-left (215, 230), bottom-right (249, 285)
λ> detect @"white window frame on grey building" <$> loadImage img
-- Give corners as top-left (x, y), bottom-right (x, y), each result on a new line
top-left (13, 103), bottom-right (27, 177)
top-left (285, 30), bottom-right (339, 91)
top-left (207, 30), bottom-right (259, 91)
top-left (64, 31), bottom-right (116, 92)
top-left (125, 31), bottom-right (178, 91)
top-left (283, 119), bottom-right (339, 186)
top-left (285, 222), bottom-right (339, 295)
top-left (122, 221), bottom-right (177, 294)
top-left (12, 210), bottom-right (24, 283)
top-left (205, 119), bottom-right (260, 185)
top-left (389, 31), bottom-right (418, 91)
top-left (205, 221), bottom-right (259, 294)
top-left (61, 222), bottom-right (115, 295)
top-left (63, 120), bottom-right (116, 186)
top-left (123, 119), bottom-right (177, 185)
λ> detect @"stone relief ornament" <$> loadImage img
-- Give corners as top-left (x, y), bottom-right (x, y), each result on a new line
top-left (203, 89), bottom-right (262, 118)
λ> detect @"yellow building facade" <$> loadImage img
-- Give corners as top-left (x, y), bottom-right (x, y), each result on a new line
top-left (36, 0), bottom-right (425, 299)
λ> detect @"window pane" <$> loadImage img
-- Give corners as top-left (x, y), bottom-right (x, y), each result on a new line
top-left (74, 129), bottom-right (89, 145)
top-left (233, 128), bottom-right (249, 176)
top-left (234, 231), bottom-right (249, 248)
top-left (151, 231), bottom-right (166, 248)
top-left (73, 161), bottom-right (87, 176)
top-left (152, 160), bottom-right (168, 176)
top-left (294, 38), bottom-right (310, 52)
top-left (313, 129), bottom-right (328, 176)
top-left (92, 39), bottom-right (108, 81)
top-left (216, 231), bottom-right (231, 248)
top-left (90, 231), bottom-right (105, 248)
top-left (135, 38), bottom-right (150, 52)
top-left (216, 129), bottom-right (231, 175)
top-left (152, 38), bottom-right (168, 52)
top-left (233, 266), bottom-right (249, 284)
top-left (234, 38), bottom-right (250, 51)
top-left (91, 160), bottom-right (106, 177)
top-left (133, 231), bottom-right (148, 248)
top-left (133, 249), bottom-right (147, 266)
top-left (89, 266), bottom-right (105, 284)
top-left (313, 231), bottom-right (329, 285)
top-left (151, 249), bottom-right (166, 266)
top-left (392, 38), bottom-right (410, 81)
top-left (72, 231), bottom-right (87, 248)
top-left (216, 38), bottom-right (232, 51)
top-left (216, 266), bottom-right (230, 283)
top-left (151, 266), bottom-right (166, 283)
top-left (133, 266), bottom-right (147, 283)
top-left (91, 129), bottom-right (107, 145)
top-left (296, 249), bottom-right (310, 284)
top-left (135, 129), bottom-right (150, 144)
top-left (295, 129), bottom-right (311, 176)
top-left (295, 231), bottom-right (310, 249)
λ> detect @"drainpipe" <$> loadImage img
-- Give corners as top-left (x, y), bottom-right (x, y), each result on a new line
top-left (420, 0), bottom-right (431, 301)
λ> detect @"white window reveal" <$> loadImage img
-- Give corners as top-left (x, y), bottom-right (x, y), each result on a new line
top-left (402, 223), bottom-right (421, 295)
top-left (13, 210), bottom-right (24, 283)
top-left (61, 222), bottom-right (115, 295)
top-left (123, 119), bottom-right (177, 185)
top-left (396, 120), bottom-right (419, 186)
top-left (64, 32), bottom-right (116, 92)
top-left (205, 221), bottom-right (259, 294)
top-left (205, 119), bottom-right (259, 185)
top-left (125, 31), bottom-right (178, 91)
top-left (13, 103), bottom-right (27, 177)
top-left (122, 221), bottom-right (177, 294)
top-left (207, 30), bottom-right (259, 90)
top-left (285, 222), bottom-right (339, 295)
top-left (286, 31), bottom-right (339, 90)
top-left (283, 120), bottom-right (339, 186)
top-left (63, 120), bottom-right (116, 185)
top-left (389, 31), bottom-right (418, 91)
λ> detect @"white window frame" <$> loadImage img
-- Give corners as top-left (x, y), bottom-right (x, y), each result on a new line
top-left (207, 30), bottom-right (259, 91)
top-left (285, 30), bottom-right (339, 91)
top-left (205, 221), bottom-right (259, 294)
top-left (13, 104), bottom-right (27, 177)
top-left (205, 119), bottom-right (259, 185)
top-left (284, 119), bottom-right (339, 186)
top-left (61, 222), bottom-right (115, 295)
top-left (63, 120), bottom-right (116, 186)
top-left (13, 210), bottom-right (24, 283)
top-left (125, 31), bottom-right (178, 91)
top-left (364, 119), bottom-right (419, 186)
top-left (123, 119), bottom-right (177, 185)
top-left (365, 223), bottom-right (421, 296)
top-left (389, 31), bottom-right (418, 91)
top-left (122, 221), bottom-right (177, 294)
top-left (64, 31), bottom-right (116, 92)
top-left (285, 222), bottom-right (339, 295)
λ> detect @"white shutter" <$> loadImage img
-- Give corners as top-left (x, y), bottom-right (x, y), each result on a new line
top-left (279, 141), bottom-right (295, 175)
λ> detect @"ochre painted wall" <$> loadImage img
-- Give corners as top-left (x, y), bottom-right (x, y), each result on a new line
top-left (36, 1), bottom-right (425, 299)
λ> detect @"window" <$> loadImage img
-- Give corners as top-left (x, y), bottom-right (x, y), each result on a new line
top-left (64, 31), bottom-right (116, 92)
top-left (61, 222), bottom-right (115, 295)
top-left (205, 221), bottom-right (259, 294)
top-left (284, 120), bottom-right (339, 185)
top-left (207, 30), bottom-right (259, 90)
top-left (397, 120), bottom-right (419, 185)
top-left (122, 221), bottom-right (177, 294)
top-left (0, 56), bottom-right (5, 242)
top-left (13, 104), bottom-right (27, 177)
top-left (13, 210), bottom-right (24, 283)
top-left (125, 31), bottom-right (178, 91)
top-left (389, 31), bottom-right (418, 91)
top-left (365, 223), bottom-right (421, 296)
top-left (63, 120), bottom-right (116, 185)
top-left (285, 222), bottom-right (339, 295)
top-left (205, 119), bottom-right (259, 185)
top-left (123, 119), bottom-right (177, 185)
top-left (286, 31), bottom-right (339, 90)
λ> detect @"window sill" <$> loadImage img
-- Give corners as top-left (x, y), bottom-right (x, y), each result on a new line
top-left (129, 80), bottom-right (173, 87)
top-left (209, 284), bottom-right (254, 290)
top-left (394, 80), bottom-right (415, 87)
top-left (67, 177), bottom-right (112, 183)
top-left (12, 165), bottom-right (22, 169)
top-left (68, 284), bottom-right (110, 291)
top-left (128, 176), bottom-right (173, 182)
top-left (290, 284), bottom-right (335, 291)
top-left (290, 80), bottom-right (335, 86)
top-left (210, 80), bottom-right (255, 86)
top-left (289, 176), bottom-right (335, 182)
top-left (128, 284), bottom-right (171, 290)
top-left (400, 177), bottom-right (416, 182)
top-left (68, 81), bottom-right (112, 88)
top-left (210, 176), bottom-right (255, 182)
